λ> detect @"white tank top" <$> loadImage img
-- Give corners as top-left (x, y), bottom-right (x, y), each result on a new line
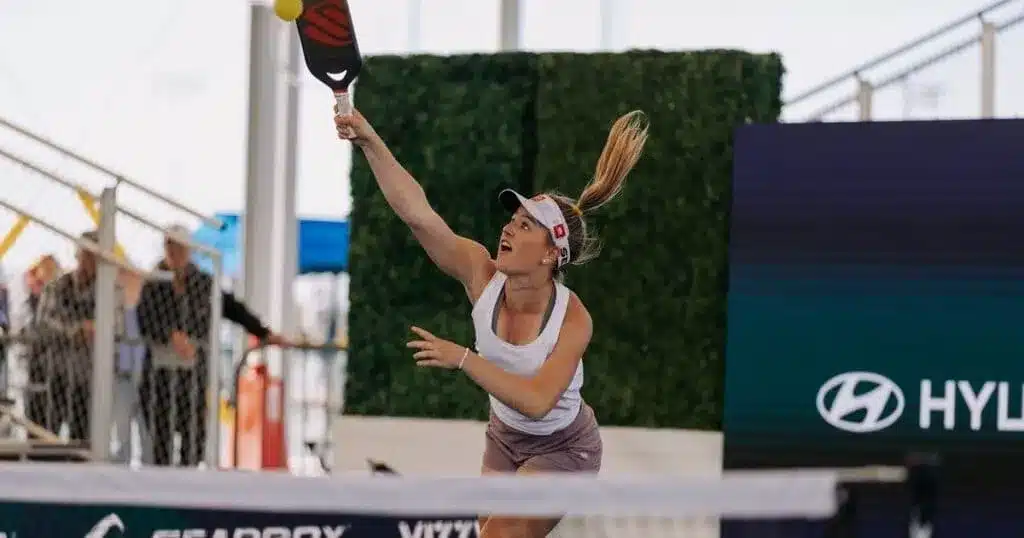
top-left (471, 271), bottom-right (584, 435)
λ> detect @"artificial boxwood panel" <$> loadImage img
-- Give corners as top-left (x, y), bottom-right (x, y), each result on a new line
top-left (345, 53), bottom-right (538, 419)
top-left (346, 50), bottom-right (783, 428)
top-left (532, 50), bottom-right (784, 429)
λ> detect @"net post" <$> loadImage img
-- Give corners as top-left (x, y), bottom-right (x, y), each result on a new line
top-left (89, 187), bottom-right (117, 462)
top-left (907, 453), bottom-right (939, 538)
top-left (204, 254), bottom-right (225, 468)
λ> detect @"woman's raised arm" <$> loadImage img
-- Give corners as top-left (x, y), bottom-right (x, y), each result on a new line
top-left (337, 109), bottom-right (494, 295)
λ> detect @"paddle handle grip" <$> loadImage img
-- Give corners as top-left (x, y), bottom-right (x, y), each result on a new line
top-left (334, 91), bottom-right (352, 117)
top-left (334, 91), bottom-right (355, 139)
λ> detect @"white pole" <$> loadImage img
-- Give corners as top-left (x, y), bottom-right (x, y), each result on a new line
top-left (275, 18), bottom-right (303, 469)
top-left (600, 0), bottom-right (615, 50)
top-left (242, 3), bottom-right (279, 321)
top-left (204, 255), bottom-right (223, 468)
top-left (980, 20), bottom-right (996, 118)
top-left (498, 0), bottom-right (521, 51)
top-left (856, 78), bottom-right (874, 121)
top-left (90, 187), bottom-right (117, 462)
top-left (408, 0), bottom-right (421, 51)
top-left (240, 6), bottom-right (282, 459)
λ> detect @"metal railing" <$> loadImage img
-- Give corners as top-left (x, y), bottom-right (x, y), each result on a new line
top-left (0, 191), bottom-right (139, 462)
top-left (0, 198), bottom-right (149, 277)
top-left (785, 0), bottom-right (1024, 121)
top-left (0, 149), bottom-right (226, 468)
top-left (0, 116), bottom-right (224, 231)
top-left (0, 388), bottom-right (91, 461)
top-left (0, 148), bottom-right (221, 259)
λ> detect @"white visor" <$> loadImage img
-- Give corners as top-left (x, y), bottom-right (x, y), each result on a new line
top-left (498, 189), bottom-right (571, 267)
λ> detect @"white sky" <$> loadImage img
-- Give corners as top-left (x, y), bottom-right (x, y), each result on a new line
top-left (0, 0), bottom-right (1022, 273)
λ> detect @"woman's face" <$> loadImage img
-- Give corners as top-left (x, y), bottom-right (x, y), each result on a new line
top-left (27, 257), bottom-right (60, 295)
top-left (36, 258), bottom-right (59, 283)
top-left (494, 208), bottom-right (555, 275)
top-left (25, 272), bottom-right (43, 296)
top-left (164, 240), bottom-right (191, 270)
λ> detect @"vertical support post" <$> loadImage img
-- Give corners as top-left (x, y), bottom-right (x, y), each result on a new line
top-left (276, 18), bottom-right (303, 469)
top-left (900, 78), bottom-right (913, 120)
top-left (242, 3), bottom-right (279, 321)
top-left (907, 453), bottom-right (939, 538)
top-left (408, 0), bottom-right (421, 51)
top-left (242, 4), bottom-right (282, 469)
top-left (498, 0), bottom-right (521, 51)
top-left (204, 255), bottom-right (223, 468)
top-left (980, 20), bottom-right (996, 119)
top-left (856, 78), bottom-right (874, 121)
top-left (600, 0), bottom-right (618, 50)
top-left (325, 275), bottom-right (345, 472)
top-left (90, 187), bottom-right (117, 462)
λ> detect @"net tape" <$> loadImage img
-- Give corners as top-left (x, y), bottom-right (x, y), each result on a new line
top-left (0, 464), bottom-right (905, 519)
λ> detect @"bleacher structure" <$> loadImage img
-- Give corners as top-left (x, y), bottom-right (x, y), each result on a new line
top-left (0, 116), bottom-right (228, 465)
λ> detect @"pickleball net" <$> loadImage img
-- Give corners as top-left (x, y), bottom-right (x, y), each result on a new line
top-left (0, 463), bottom-right (907, 538)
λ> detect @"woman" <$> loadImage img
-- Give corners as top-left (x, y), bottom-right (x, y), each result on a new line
top-left (335, 108), bottom-right (647, 538)
top-left (21, 254), bottom-right (62, 431)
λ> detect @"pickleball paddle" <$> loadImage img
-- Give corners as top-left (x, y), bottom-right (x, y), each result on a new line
top-left (294, 0), bottom-right (362, 120)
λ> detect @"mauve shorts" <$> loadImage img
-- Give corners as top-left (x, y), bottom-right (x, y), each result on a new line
top-left (483, 403), bottom-right (602, 474)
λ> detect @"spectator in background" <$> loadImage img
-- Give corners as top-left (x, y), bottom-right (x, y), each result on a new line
top-left (22, 254), bottom-right (62, 430)
top-left (34, 232), bottom-right (124, 444)
top-left (0, 265), bottom-right (10, 397)
top-left (25, 248), bottom-right (153, 463)
top-left (111, 267), bottom-right (152, 464)
top-left (20, 254), bottom-right (63, 332)
top-left (137, 224), bottom-right (288, 466)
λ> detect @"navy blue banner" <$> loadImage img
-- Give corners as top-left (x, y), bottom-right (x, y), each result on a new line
top-left (723, 118), bottom-right (1024, 537)
top-left (725, 119), bottom-right (1024, 465)
top-left (0, 501), bottom-right (480, 538)
top-left (0, 499), bottom-right (909, 538)
top-left (10, 497), bottom-right (1016, 538)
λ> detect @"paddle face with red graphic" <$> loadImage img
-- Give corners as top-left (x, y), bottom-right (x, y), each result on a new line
top-left (295, 0), bottom-right (362, 116)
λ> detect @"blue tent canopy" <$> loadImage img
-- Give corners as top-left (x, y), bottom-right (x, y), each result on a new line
top-left (191, 212), bottom-right (348, 276)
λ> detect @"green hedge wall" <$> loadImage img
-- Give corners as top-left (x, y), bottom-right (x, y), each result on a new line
top-left (347, 50), bottom-right (783, 428)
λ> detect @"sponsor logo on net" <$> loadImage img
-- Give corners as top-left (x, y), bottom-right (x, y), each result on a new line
top-left (817, 371), bottom-right (1024, 434)
top-left (84, 513), bottom-right (349, 538)
top-left (398, 519), bottom-right (479, 538)
top-left (85, 514), bottom-right (125, 538)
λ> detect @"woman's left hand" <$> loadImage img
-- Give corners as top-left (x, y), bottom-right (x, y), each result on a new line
top-left (406, 326), bottom-right (468, 369)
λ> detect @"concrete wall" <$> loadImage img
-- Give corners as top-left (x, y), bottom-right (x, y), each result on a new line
top-left (331, 415), bottom-right (723, 477)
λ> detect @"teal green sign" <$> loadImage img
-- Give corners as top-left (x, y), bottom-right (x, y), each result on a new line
top-left (725, 120), bottom-right (1024, 459)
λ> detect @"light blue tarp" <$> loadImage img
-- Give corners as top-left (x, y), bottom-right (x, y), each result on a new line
top-left (191, 213), bottom-right (348, 276)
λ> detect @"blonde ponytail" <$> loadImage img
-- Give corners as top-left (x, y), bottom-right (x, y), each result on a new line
top-left (547, 110), bottom-right (649, 269)
top-left (577, 110), bottom-right (649, 213)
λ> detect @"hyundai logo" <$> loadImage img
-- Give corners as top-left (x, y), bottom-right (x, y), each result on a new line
top-left (816, 371), bottom-right (905, 433)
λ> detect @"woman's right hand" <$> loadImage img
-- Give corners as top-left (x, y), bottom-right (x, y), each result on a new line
top-left (334, 106), bottom-right (377, 148)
